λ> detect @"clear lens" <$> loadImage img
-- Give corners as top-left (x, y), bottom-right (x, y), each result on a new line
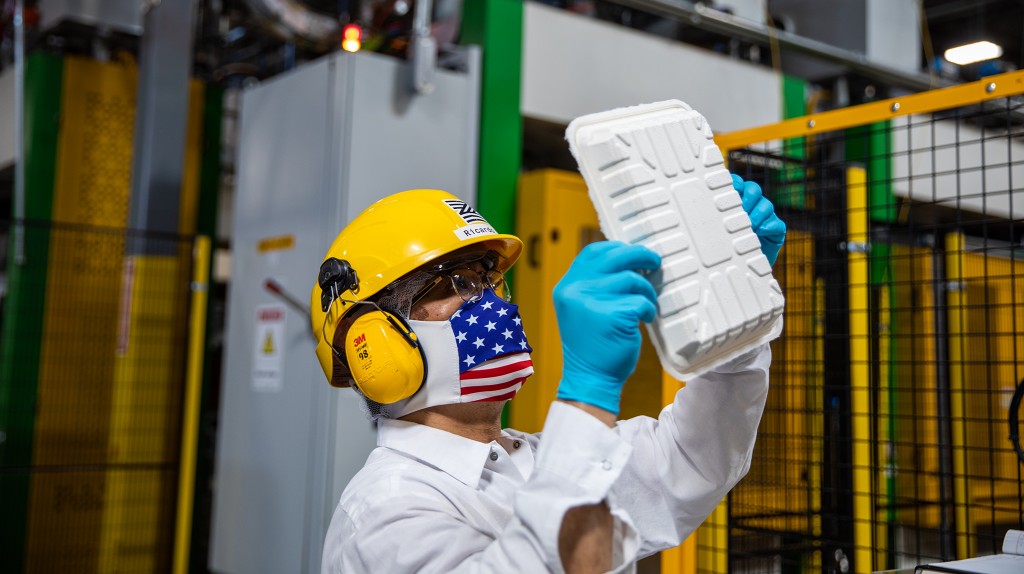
top-left (450, 270), bottom-right (484, 302)
top-left (486, 269), bottom-right (510, 302)
top-left (449, 268), bottom-right (510, 303)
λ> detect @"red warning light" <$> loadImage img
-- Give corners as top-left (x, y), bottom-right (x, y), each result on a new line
top-left (341, 24), bottom-right (362, 53)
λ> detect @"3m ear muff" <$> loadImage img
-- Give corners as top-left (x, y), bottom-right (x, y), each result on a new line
top-left (319, 257), bottom-right (427, 403)
top-left (344, 309), bottom-right (427, 404)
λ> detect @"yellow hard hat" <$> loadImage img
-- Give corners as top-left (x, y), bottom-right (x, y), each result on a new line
top-left (311, 189), bottom-right (523, 389)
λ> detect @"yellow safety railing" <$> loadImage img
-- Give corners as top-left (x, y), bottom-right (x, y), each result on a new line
top-left (717, 70), bottom-right (1024, 150)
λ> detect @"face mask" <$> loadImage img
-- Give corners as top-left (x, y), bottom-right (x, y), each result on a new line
top-left (391, 289), bottom-right (534, 419)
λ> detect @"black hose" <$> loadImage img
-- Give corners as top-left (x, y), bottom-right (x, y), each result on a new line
top-left (1010, 377), bottom-right (1024, 465)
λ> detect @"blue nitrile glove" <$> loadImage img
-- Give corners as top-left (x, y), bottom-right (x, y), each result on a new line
top-left (732, 174), bottom-right (787, 266)
top-left (554, 241), bottom-right (661, 415)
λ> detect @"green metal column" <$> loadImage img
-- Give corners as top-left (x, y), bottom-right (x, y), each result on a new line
top-left (0, 52), bottom-right (63, 571)
top-left (779, 74), bottom-right (807, 209)
top-left (189, 84), bottom-right (224, 574)
top-left (127, 0), bottom-right (196, 252)
top-left (461, 0), bottom-right (523, 429)
top-left (460, 0), bottom-right (523, 235)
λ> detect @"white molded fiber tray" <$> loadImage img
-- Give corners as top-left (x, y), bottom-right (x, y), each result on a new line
top-left (566, 100), bottom-right (785, 380)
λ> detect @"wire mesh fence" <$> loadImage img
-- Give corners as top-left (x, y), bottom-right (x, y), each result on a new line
top-left (0, 218), bottom-right (201, 573)
top-left (715, 85), bottom-right (1024, 574)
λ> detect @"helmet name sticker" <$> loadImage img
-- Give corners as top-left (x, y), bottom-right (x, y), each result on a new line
top-left (443, 199), bottom-right (488, 225)
top-left (453, 224), bottom-right (498, 240)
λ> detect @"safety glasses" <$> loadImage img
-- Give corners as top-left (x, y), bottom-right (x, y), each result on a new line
top-left (408, 252), bottom-right (510, 309)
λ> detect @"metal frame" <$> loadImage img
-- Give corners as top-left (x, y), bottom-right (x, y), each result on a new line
top-left (713, 67), bottom-right (1024, 574)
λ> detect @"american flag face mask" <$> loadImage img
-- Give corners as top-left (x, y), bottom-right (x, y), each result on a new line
top-left (448, 289), bottom-right (534, 402)
top-left (391, 289), bottom-right (534, 417)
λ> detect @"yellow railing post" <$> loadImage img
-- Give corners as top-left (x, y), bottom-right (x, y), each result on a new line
top-left (660, 372), bottom-right (698, 574)
top-left (943, 232), bottom-right (970, 559)
top-left (846, 167), bottom-right (873, 573)
top-left (173, 235), bottom-right (211, 574)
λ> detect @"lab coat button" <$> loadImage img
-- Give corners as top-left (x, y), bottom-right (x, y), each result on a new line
top-left (489, 451), bottom-right (498, 461)
top-left (601, 459), bottom-right (612, 471)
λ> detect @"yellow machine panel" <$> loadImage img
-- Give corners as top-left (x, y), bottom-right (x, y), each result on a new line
top-left (890, 245), bottom-right (943, 528)
top-left (26, 56), bottom-right (138, 572)
top-left (890, 237), bottom-right (1024, 551)
top-left (511, 169), bottom-right (665, 432)
top-left (24, 55), bottom-right (205, 572)
top-left (945, 232), bottom-right (1024, 558)
top-left (729, 228), bottom-right (821, 536)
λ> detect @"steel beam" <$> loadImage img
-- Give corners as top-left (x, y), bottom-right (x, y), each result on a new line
top-left (611, 0), bottom-right (941, 92)
top-left (127, 0), bottom-right (196, 255)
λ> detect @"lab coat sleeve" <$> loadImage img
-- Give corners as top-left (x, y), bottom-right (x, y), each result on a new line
top-left (613, 344), bottom-right (771, 556)
top-left (323, 402), bottom-right (637, 574)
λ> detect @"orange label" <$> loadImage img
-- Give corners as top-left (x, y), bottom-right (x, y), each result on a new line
top-left (257, 234), bottom-right (295, 253)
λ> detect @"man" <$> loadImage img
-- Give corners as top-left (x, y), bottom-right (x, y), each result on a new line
top-left (312, 175), bottom-right (785, 573)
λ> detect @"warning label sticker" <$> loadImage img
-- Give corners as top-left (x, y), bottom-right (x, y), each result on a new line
top-left (253, 304), bottom-right (285, 392)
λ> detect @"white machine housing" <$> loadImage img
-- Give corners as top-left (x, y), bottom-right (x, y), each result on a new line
top-left (210, 49), bottom-right (480, 573)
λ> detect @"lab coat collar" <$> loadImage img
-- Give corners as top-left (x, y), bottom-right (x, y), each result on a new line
top-left (376, 418), bottom-right (494, 488)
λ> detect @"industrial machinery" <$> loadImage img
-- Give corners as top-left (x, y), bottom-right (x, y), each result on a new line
top-left (208, 47), bottom-right (481, 573)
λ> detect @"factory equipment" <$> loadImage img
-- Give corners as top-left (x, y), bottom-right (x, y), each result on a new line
top-left (209, 47), bottom-right (480, 573)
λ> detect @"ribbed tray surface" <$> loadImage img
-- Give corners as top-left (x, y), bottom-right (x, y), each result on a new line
top-left (567, 100), bottom-right (785, 379)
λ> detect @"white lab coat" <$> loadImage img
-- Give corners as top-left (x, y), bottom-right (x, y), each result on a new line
top-left (322, 345), bottom-right (770, 573)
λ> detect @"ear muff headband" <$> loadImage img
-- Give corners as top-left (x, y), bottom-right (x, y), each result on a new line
top-left (345, 309), bottom-right (427, 404)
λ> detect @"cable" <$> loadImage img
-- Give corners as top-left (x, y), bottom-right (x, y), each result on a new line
top-left (1010, 377), bottom-right (1024, 465)
top-left (763, 4), bottom-right (782, 75)
top-left (917, 0), bottom-right (937, 88)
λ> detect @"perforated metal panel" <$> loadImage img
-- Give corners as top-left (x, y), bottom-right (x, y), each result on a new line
top-left (10, 55), bottom-right (206, 573)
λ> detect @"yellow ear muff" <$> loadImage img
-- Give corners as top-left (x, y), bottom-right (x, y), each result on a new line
top-left (344, 310), bottom-right (425, 404)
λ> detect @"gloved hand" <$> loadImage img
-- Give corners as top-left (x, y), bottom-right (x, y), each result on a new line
top-left (554, 241), bottom-right (661, 415)
top-left (732, 174), bottom-right (787, 266)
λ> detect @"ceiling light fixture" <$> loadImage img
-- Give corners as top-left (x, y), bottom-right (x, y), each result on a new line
top-left (944, 41), bottom-right (1003, 66)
